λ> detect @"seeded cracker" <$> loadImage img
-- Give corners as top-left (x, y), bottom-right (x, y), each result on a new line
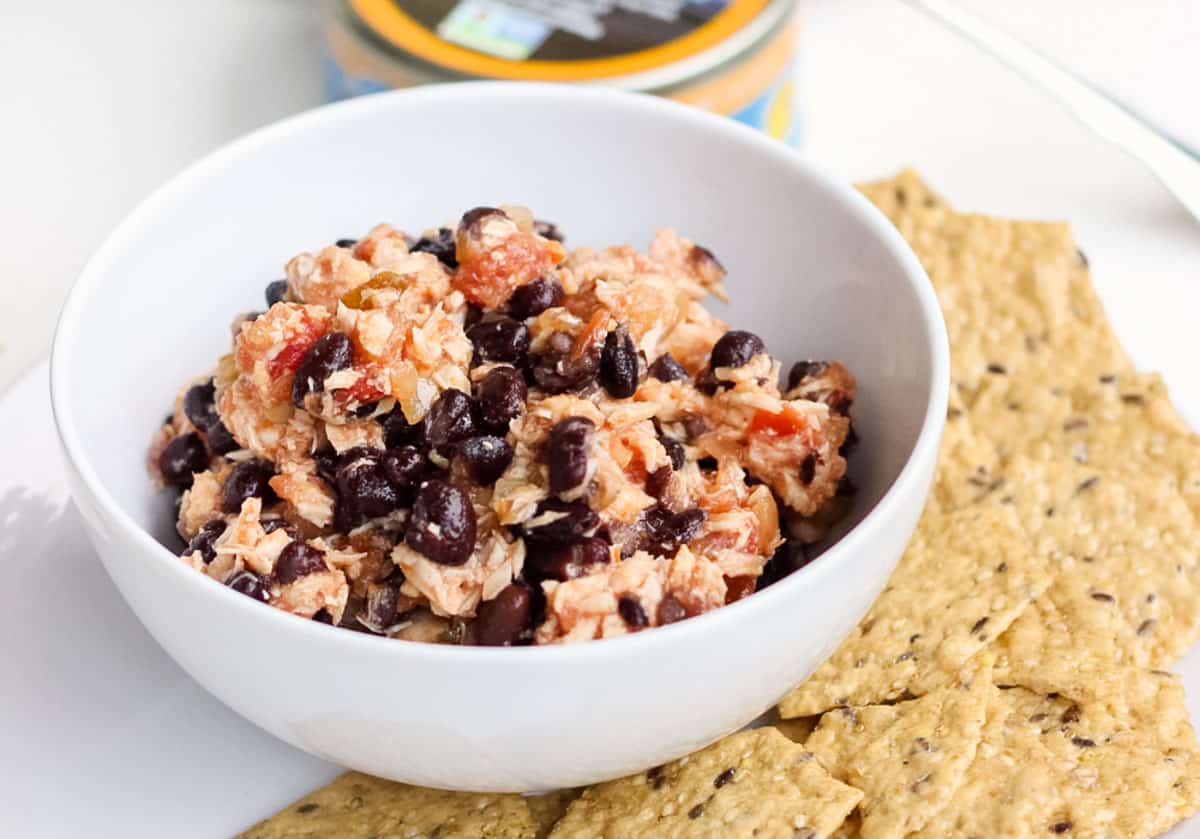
top-left (527, 789), bottom-right (582, 839)
top-left (774, 714), bottom-right (822, 745)
top-left (547, 728), bottom-right (861, 839)
top-left (858, 173), bottom-right (1130, 405)
top-left (237, 772), bottom-right (537, 839)
top-left (805, 656), bottom-right (990, 839)
top-left (779, 506), bottom-right (1045, 716)
top-left (921, 671), bottom-right (1200, 838)
top-left (970, 456), bottom-right (1200, 699)
top-left (962, 371), bottom-right (1200, 521)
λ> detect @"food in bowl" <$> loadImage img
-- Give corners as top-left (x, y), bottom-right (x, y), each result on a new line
top-left (148, 205), bottom-right (857, 645)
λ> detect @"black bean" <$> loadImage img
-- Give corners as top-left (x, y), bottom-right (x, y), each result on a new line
top-left (423, 389), bottom-right (478, 453)
top-left (618, 595), bottom-right (648, 629)
top-left (352, 400), bottom-right (379, 419)
top-left (799, 452), bottom-right (817, 485)
top-left (659, 436), bottom-right (685, 471)
top-left (206, 421), bottom-right (240, 455)
top-left (159, 433), bottom-right (208, 488)
top-left (475, 582), bottom-right (534, 646)
top-left (787, 360), bottom-right (829, 390)
top-left (265, 279), bottom-right (289, 307)
top-left (184, 520), bottom-right (226, 564)
top-left (380, 445), bottom-right (427, 488)
top-left (467, 316), bottom-right (530, 365)
top-left (334, 447), bottom-right (404, 524)
top-left (459, 206), bottom-right (504, 232)
top-left (183, 380), bottom-right (220, 431)
top-left (638, 505), bottom-right (706, 556)
top-left (360, 583), bottom-right (399, 633)
top-left (261, 518), bottom-right (301, 540)
top-left (409, 227), bottom-right (457, 268)
top-left (406, 479), bottom-right (477, 565)
top-left (313, 447), bottom-right (340, 484)
top-left (533, 220), bottom-right (564, 243)
top-left (527, 536), bottom-right (610, 581)
top-left (600, 325), bottom-right (639, 398)
top-left (335, 238), bottom-right (357, 248)
top-left (222, 459), bottom-right (278, 512)
top-left (645, 465), bottom-right (673, 499)
top-left (648, 353), bottom-right (688, 383)
top-left (291, 332), bottom-right (354, 408)
top-left (710, 330), bottom-right (765, 370)
top-left (508, 276), bottom-right (564, 319)
top-left (545, 417), bottom-right (594, 495)
top-left (531, 344), bottom-right (601, 394)
top-left (657, 595), bottom-right (688, 625)
top-left (226, 570), bottom-right (270, 602)
top-left (380, 404), bottom-right (421, 448)
top-left (681, 414), bottom-right (708, 439)
top-left (274, 541), bottom-right (328, 584)
top-left (840, 424), bottom-right (858, 457)
top-left (455, 436), bottom-right (513, 485)
top-left (757, 542), bottom-right (800, 590)
top-left (521, 498), bottom-right (599, 546)
top-left (475, 365), bottom-right (527, 432)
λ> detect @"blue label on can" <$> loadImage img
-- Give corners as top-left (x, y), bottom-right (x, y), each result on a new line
top-left (729, 59), bottom-right (800, 146)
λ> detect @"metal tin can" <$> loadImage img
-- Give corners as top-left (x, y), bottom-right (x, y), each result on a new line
top-left (323, 0), bottom-right (801, 145)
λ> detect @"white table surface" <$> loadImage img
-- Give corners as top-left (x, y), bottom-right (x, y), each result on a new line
top-left (5, 1), bottom-right (1200, 836)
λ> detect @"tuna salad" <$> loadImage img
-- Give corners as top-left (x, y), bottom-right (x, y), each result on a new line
top-left (148, 205), bottom-right (858, 645)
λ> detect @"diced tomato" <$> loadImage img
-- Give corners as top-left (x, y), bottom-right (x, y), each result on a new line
top-left (453, 232), bottom-right (562, 309)
top-left (748, 406), bottom-right (808, 437)
top-left (724, 575), bottom-right (757, 603)
top-left (268, 336), bottom-right (315, 379)
top-left (265, 314), bottom-right (327, 380)
top-left (334, 363), bottom-right (388, 409)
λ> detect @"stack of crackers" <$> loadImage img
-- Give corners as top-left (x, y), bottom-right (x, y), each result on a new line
top-left (240, 172), bottom-right (1200, 839)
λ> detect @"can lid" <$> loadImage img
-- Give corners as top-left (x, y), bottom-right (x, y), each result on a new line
top-left (347, 0), bottom-right (774, 83)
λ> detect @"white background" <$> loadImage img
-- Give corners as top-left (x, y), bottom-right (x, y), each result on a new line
top-left (4, 1), bottom-right (1200, 836)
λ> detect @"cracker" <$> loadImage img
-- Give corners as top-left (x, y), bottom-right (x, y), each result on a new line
top-left (859, 173), bottom-right (1130, 401)
top-left (547, 728), bottom-right (861, 838)
top-left (806, 656), bottom-right (991, 839)
top-left (964, 372), bottom-right (1200, 520)
top-left (963, 456), bottom-right (1200, 699)
top-left (527, 789), bottom-right (581, 838)
top-left (779, 506), bottom-right (1046, 716)
top-left (921, 671), bottom-right (1200, 837)
top-left (237, 772), bottom-right (536, 839)
top-left (774, 714), bottom-right (822, 745)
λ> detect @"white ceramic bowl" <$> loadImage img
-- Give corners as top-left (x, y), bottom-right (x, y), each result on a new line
top-left (52, 83), bottom-right (948, 793)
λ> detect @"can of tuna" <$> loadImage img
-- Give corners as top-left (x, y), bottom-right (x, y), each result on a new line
top-left (323, 0), bottom-right (801, 145)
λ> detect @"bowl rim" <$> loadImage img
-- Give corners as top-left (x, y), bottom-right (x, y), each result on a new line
top-left (50, 81), bottom-right (949, 664)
